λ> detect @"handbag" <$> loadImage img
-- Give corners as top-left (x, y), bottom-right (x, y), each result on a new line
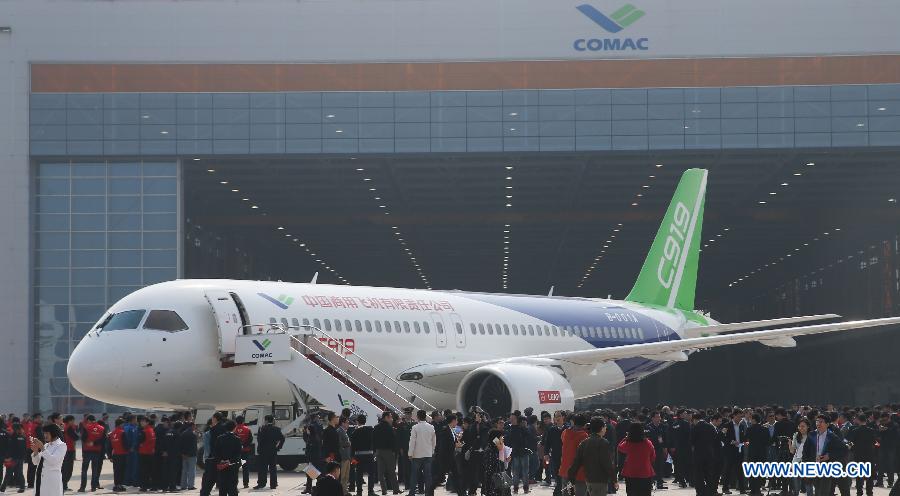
top-left (491, 471), bottom-right (513, 490)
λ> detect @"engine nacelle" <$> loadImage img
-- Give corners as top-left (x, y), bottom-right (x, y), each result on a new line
top-left (456, 363), bottom-right (575, 418)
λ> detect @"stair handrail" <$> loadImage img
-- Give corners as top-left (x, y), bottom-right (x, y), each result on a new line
top-left (242, 323), bottom-right (436, 412)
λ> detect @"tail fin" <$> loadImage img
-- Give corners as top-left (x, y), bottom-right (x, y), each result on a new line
top-left (625, 168), bottom-right (708, 310)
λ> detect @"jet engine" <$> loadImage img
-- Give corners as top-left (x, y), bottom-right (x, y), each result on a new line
top-left (456, 363), bottom-right (575, 417)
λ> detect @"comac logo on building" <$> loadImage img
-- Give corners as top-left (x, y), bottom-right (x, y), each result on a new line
top-left (573, 3), bottom-right (649, 52)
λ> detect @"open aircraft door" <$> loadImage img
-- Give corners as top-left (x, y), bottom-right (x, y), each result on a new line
top-left (205, 290), bottom-right (245, 356)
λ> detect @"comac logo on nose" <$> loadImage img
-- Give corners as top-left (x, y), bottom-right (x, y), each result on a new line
top-left (576, 3), bottom-right (645, 33)
top-left (258, 293), bottom-right (294, 309)
top-left (252, 338), bottom-right (272, 351)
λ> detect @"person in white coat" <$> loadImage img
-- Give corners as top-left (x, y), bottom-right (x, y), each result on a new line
top-left (30, 424), bottom-right (66, 496)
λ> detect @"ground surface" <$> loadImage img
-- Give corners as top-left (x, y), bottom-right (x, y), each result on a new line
top-left (15, 461), bottom-right (895, 496)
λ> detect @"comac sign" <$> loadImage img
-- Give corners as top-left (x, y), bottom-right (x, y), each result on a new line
top-left (2, 0), bottom-right (900, 64)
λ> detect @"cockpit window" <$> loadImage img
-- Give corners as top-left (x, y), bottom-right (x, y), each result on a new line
top-left (98, 310), bottom-right (146, 332)
top-left (143, 310), bottom-right (189, 332)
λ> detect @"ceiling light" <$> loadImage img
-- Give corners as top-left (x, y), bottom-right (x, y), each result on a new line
top-left (505, 166), bottom-right (514, 170)
top-left (642, 185), bottom-right (649, 188)
top-left (505, 195), bottom-right (512, 199)
top-left (655, 164), bottom-right (663, 168)
top-left (509, 128), bottom-right (516, 132)
top-left (769, 192), bottom-right (777, 195)
top-left (758, 201), bottom-right (767, 204)
top-left (505, 224), bottom-right (510, 227)
top-left (505, 186), bottom-right (513, 189)
top-left (648, 175), bottom-right (655, 179)
top-left (613, 229), bottom-right (619, 232)
top-left (326, 114), bottom-right (335, 118)
top-left (890, 198), bottom-right (898, 203)
top-left (207, 169), bottom-right (215, 173)
top-left (631, 202), bottom-right (638, 206)
top-left (374, 197), bottom-right (381, 200)
top-left (781, 182), bottom-right (789, 186)
top-left (193, 158), bottom-right (201, 161)
top-left (356, 168), bottom-right (365, 171)
top-left (877, 107), bottom-right (887, 111)
top-left (220, 181), bottom-right (228, 185)
top-left (369, 188), bottom-right (376, 191)
top-left (277, 227), bottom-right (284, 230)
top-left (231, 189), bottom-right (239, 192)
top-left (806, 162), bottom-right (815, 166)
top-left (241, 198), bottom-right (249, 201)
top-left (363, 178), bottom-right (372, 181)
top-left (793, 172), bottom-right (803, 176)
top-left (723, 228), bottom-right (729, 231)
top-left (636, 193), bottom-right (643, 197)
top-left (251, 205), bottom-right (258, 209)
top-left (509, 112), bottom-right (518, 116)
top-left (160, 131), bottom-right (168, 135)
top-left (506, 203), bottom-right (512, 207)
top-left (505, 176), bottom-right (512, 180)
top-left (292, 239), bottom-right (299, 242)
top-left (335, 129), bottom-right (343, 133)
top-left (856, 123), bottom-right (865, 127)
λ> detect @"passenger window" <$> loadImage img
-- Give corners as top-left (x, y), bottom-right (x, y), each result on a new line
top-left (384, 321), bottom-right (392, 333)
top-left (414, 322), bottom-right (421, 334)
top-left (478, 323), bottom-right (485, 335)
top-left (512, 324), bottom-right (519, 335)
top-left (345, 320), bottom-right (352, 331)
top-left (536, 326), bottom-right (543, 336)
top-left (436, 322), bottom-right (443, 334)
top-left (544, 325), bottom-right (551, 336)
top-left (302, 318), bottom-right (310, 327)
top-left (638, 328), bottom-right (645, 339)
top-left (528, 325), bottom-right (535, 336)
top-left (375, 321), bottom-right (382, 333)
top-left (470, 323), bottom-right (477, 335)
top-left (334, 319), bottom-right (342, 332)
top-left (354, 320), bottom-right (362, 332)
top-left (456, 323), bottom-right (463, 334)
top-left (324, 319), bottom-right (332, 332)
top-left (403, 321), bottom-right (411, 333)
top-left (423, 322), bottom-right (430, 334)
top-left (281, 318), bottom-right (290, 330)
top-left (486, 324), bottom-right (493, 335)
top-left (552, 326), bottom-right (559, 337)
top-left (313, 318), bottom-right (321, 330)
top-left (503, 324), bottom-right (510, 335)
top-left (395, 321), bottom-right (402, 333)
top-left (142, 310), bottom-right (188, 332)
top-left (616, 327), bottom-right (623, 338)
top-left (365, 320), bottom-right (372, 332)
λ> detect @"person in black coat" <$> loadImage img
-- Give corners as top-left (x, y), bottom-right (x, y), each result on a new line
top-left (322, 414), bottom-right (341, 464)
top-left (721, 412), bottom-right (747, 494)
top-left (745, 414), bottom-right (771, 496)
top-left (847, 414), bottom-right (877, 496)
top-left (200, 413), bottom-right (227, 496)
top-left (304, 415), bottom-right (325, 494)
top-left (214, 421), bottom-right (242, 496)
top-left (351, 415), bottom-right (376, 496)
top-left (436, 416), bottom-right (460, 496)
top-left (669, 410), bottom-right (693, 488)
top-left (646, 412), bottom-right (669, 490)
top-left (254, 415), bottom-right (285, 490)
top-left (691, 413), bottom-right (721, 496)
top-left (317, 462), bottom-right (345, 496)
top-left (160, 421), bottom-right (180, 492)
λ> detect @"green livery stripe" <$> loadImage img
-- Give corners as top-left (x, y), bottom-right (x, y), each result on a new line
top-left (625, 168), bottom-right (708, 310)
top-left (610, 4), bottom-right (636, 21)
top-left (617, 8), bottom-right (645, 27)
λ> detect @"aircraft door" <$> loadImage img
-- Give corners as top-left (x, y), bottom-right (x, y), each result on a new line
top-left (205, 290), bottom-right (244, 356)
top-left (449, 313), bottom-right (466, 348)
top-left (430, 312), bottom-right (447, 348)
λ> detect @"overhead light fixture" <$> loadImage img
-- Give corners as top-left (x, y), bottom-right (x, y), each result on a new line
top-left (642, 185), bottom-right (649, 188)
top-left (220, 181), bottom-right (228, 185)
top-left (207, 169), bottom-right (215, 173)
top-left (631, 202), bottom-right (638, 206)
top-left (356, 168), bottom-right (365, 171)
top-left (781, 182), bottom-right (789, 186)
top-left (769, 192), bottom-right (777, 195)
top-left (806, 162), bottom-right (815, 166)
top-left (160, 130), bottom-right (169, 135)
top-left (363, 178), bottom-right (372, 181)
top-left (241, 198), bottom-right (249, 201)
top-left (277, 227), bottom-right (284, 230)
top-left (890, 198), bottom-right (898, 203)
top-left (877, 107), bottom-right (887, 111)
top-left (193, 158), bottom-right (201, 161)
top-left (335, 129), bottom-right (343, 133)
top-left (793, 172), bottom-right (803, 176)
top-left (505, 176), bottom-right (512, 180)
top-left (655, 164), bottom-right (663, 168)
top-left (0, 27), bottom-right (11, 33)
top-left (326, 114), bottom-right (335, 118)
top-left (231, 189), bottom-right (239, 192)
top-left (758, 201), bottom-right (767, 204)
top-left (506, 166), bottom-right (514, 170)
top-left (509, 112), bottom-right (518, 117)
top-left (251, 205), bottom-right (259, 209)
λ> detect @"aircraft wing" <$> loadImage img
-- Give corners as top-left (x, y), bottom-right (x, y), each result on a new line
top-left (682, 313), bottom-right (840, 338)
top-left (403, 317), bottom-right (900, 383)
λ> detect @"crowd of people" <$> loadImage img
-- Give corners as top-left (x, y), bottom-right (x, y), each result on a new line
top-left (2, 403), bottom-right (900, 496)
top-left (303, 404), bottom-right (900, 496)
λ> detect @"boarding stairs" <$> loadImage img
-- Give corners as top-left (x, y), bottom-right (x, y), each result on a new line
top-left (251, 324), bottom-right (435, 420)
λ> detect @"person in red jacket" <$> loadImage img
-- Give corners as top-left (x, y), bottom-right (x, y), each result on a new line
top-left (233, 416), bottom-right (254, 490)
top-left (109, 418), bottom-right (128, 493)
top-left (61, 416), bottom-right (79, 491)
top-left (79, 415), bottom-right (106, 492)
top-left (559, 414), bottom-right (589, 496)
top-left (137, 416), bottom-right (157, 492)
top-left (617, 423), bottom-right (656, 496)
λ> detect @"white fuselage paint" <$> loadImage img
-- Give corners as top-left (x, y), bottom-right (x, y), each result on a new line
top-left (68, 279), bottom-right (708, 411)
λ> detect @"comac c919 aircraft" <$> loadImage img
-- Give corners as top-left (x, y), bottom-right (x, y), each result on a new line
top-left (67, 169), bottom-right (900, 418)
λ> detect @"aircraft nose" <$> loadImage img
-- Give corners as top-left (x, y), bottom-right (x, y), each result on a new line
top-left (68, 333), bottom-right (123, 403)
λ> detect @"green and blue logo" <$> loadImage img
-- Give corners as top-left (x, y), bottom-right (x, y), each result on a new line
top-left (252, 338), bottom-right (272, 351)
top-left (258, 293), bottom-right (294, 310)
top-left (574, 3), bottom-right (649, 52)
top-left (576, 4), bottom-right (645, 33)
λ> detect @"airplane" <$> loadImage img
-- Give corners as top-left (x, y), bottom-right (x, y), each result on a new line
top-left (67, 168), bottom-right (900, 418)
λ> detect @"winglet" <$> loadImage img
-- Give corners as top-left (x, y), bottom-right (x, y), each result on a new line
top-left (625, 168), bottom-right (708, 310)
top-left (310, 272), bottom-right (319, 284)
top-left (548, 286), bottom-right (555, 297)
